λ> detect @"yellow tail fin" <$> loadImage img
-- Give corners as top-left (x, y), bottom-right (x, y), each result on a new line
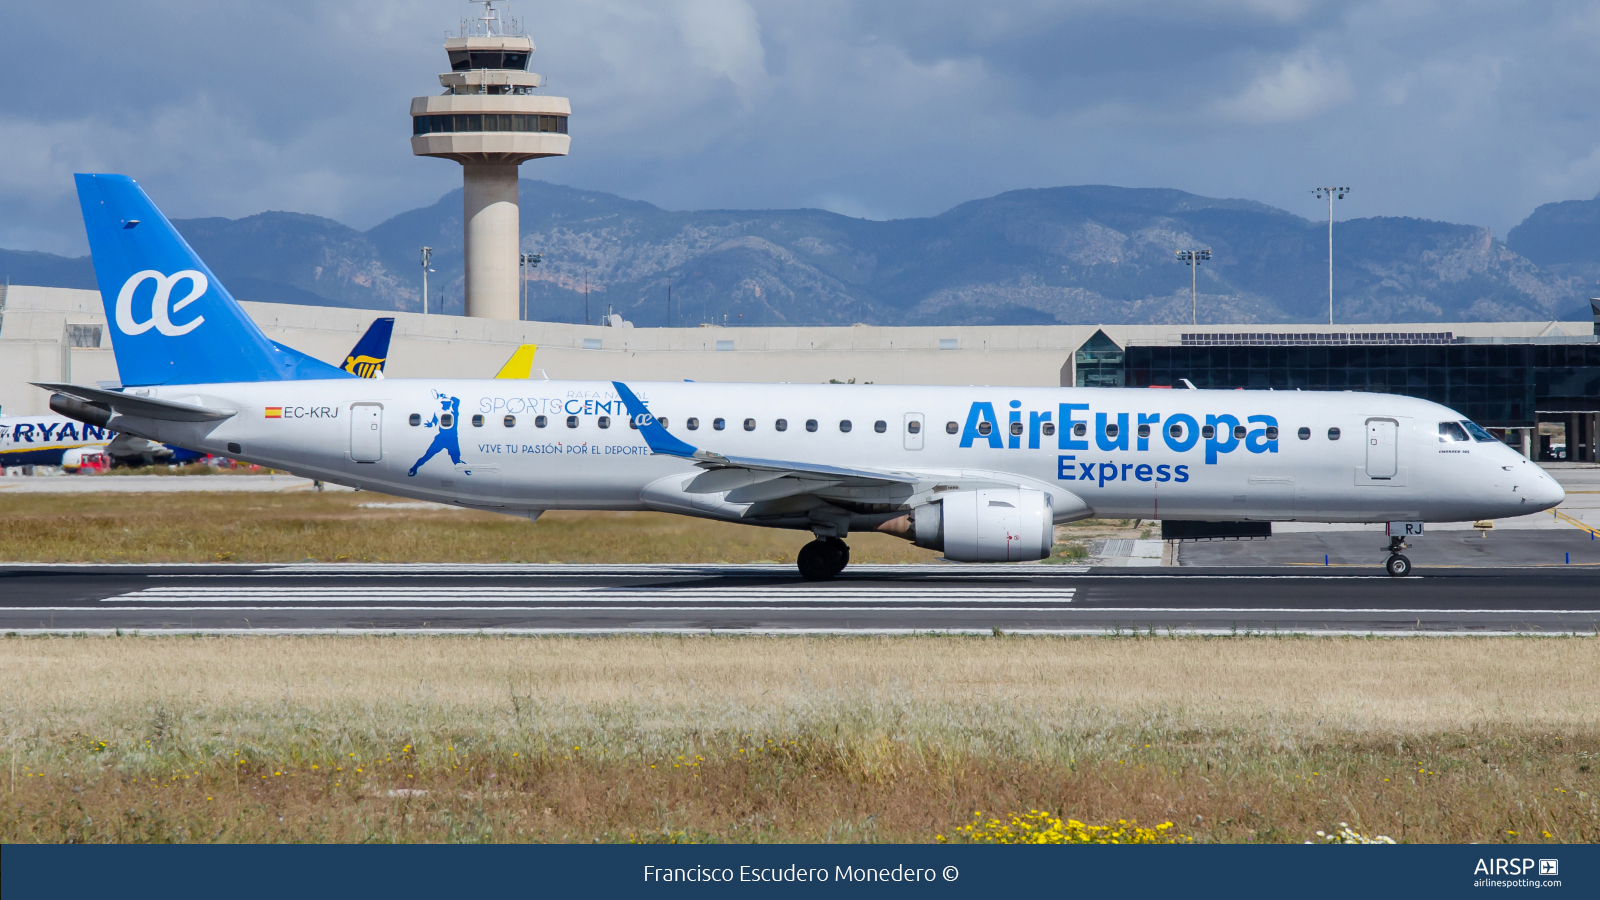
top-left (495, 344), bottom-right (538, 379)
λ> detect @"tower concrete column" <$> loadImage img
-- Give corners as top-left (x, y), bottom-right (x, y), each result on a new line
top-left (463, 163), bottom-right (520, 319)
top-left (410, 1), bottom-right (570, 320)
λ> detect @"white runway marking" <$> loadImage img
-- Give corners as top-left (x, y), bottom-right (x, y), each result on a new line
top-left (106, 585), bottom-right (1078, 604)
top-left (1, 627), bottom-right (1589, 638)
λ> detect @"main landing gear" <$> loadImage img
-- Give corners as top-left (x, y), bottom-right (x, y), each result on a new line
top-left (797, 537), bottom-right (850, 581)
top-left (1384, 536), bottom-right (1412, 578)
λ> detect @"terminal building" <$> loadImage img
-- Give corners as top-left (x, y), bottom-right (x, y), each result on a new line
top-left (2, 284), bottom-right (1595, 462)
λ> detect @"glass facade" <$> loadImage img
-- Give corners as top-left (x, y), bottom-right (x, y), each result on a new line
top-left (1121, 342), bottom-right (1600, 427)
top-left (1075, 329), bottom-right (1125, 388)
top-left (412, 114), bottom-right (568, 136)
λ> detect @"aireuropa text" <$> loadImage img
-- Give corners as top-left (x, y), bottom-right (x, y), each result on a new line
top-left (641, 865), bottom-right (943, 883)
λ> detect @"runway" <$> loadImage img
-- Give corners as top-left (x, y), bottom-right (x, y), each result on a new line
top-left (3, 563), bottom-right (1599, 636)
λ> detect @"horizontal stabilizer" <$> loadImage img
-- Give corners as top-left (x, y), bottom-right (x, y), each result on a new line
top-left (36, 382), bottom-right (236, 423)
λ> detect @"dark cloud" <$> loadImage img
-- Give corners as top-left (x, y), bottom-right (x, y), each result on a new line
top-left (4, 0), bottom-right (1600, 256)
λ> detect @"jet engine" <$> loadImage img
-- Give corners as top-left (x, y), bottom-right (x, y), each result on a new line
top-left (910, 488), bottom-right (1055, 562)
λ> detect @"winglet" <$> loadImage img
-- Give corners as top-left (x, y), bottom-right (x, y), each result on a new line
top-left (611, 381), bottom-right (698, 458)
top-left (495, 344), bottom-right (538, 379)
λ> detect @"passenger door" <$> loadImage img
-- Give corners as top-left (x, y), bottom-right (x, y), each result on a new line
top-left (350, 403), bottom-right (383, 463)
top-left (1365, 418), bottom-right (1398, 479)
top-left (904, 412), bottom-right (925, 451)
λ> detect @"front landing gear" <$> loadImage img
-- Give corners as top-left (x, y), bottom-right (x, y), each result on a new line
top-left (797, 537), bottom-right (850, 581)
top-left (1384, 535), bottom-right (1412, 578)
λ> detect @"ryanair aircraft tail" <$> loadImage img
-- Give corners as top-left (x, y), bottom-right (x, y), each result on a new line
top-left (342, 318), bottom-right (394, 378)
top-left (74, 173), bottom-right (353, 387)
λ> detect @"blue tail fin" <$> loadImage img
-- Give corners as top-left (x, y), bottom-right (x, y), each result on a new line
top-left (74, 173), bottom-right (353, 386)
top-left (341, 318), bottom-right (394, 378)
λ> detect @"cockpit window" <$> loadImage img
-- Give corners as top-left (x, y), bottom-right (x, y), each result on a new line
top-left (1460, 420), bottom-right (1498, 443)
top-left (1438, 421), bottom-right (1470, 442)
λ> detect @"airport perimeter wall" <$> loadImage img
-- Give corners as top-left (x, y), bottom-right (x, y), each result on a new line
top-left (0, 283), bottom-right (1588, 416)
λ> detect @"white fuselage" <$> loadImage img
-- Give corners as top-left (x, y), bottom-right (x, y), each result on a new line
top-left (109, 380), bottom-right (1563, 528)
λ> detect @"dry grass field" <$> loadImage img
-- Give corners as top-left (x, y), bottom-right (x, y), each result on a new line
top-left (0, 491), bottom-right (1119, 563)
top-left (0, 492), bottom-right (936, 564)
top-left (3, 635), bottom-right (1597, 844)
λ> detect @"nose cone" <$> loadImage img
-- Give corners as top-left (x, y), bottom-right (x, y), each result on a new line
top-left (1528, 468), bottom-right (1566, 512)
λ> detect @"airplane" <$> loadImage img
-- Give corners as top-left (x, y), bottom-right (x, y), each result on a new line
top-left (39, 174), bottom-right (1566, 578)
top-left (2, 314), bottom-right (394, 470)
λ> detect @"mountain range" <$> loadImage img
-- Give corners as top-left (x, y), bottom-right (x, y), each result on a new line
top-left (4, 182), bottom-right (1597, 327)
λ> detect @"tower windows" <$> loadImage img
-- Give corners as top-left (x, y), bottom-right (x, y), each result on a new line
top-left (448, 50), bottom-right (531, 71)
top-left (413, 114), bottom-right (568, 136)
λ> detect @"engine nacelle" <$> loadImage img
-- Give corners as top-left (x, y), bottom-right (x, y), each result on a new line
top-left (910, 489), bottom-right (1055, 562)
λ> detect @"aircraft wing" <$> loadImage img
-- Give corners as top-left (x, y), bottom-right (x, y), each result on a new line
top-left (610, 381), bottom-right (917, 493)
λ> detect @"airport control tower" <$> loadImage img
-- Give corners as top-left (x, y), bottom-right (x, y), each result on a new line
top-left (410, 1), bottom-right (570, 319)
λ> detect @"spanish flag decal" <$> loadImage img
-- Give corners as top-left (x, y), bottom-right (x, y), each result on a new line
top-left (264, 407), bottom-right (283, 418)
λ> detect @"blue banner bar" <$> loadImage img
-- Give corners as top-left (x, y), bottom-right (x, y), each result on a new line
top-left (3, 844), bottom-right (1595, 899)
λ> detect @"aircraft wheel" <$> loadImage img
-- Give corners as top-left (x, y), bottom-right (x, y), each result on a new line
top-left (798, 539), bottom-right (846, 581)
top-left (1385, 554), bottom-right (1411, 578)
top-left (826, 536), bottom-right (851, 568)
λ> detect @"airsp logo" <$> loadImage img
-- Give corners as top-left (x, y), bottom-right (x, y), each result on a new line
top-left (115, 269), bottom-right (207, 337)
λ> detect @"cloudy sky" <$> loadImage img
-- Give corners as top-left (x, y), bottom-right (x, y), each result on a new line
top-left (4, 0), bottom-right (1600, 255)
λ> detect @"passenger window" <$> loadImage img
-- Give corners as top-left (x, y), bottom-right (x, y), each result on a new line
top-left (598, 416), bottom-right (610, 429)
top-left (907, 420), bottom-right (921, 434)
top-left (471, 414), bottom-right (484, 427)
top-left (1105, 423), bottom-right (1119, 439)
top-left (775, 419), bottom-right (788, 432)
top-left (1298, 427), bottom-right (1310, 440)
top-left (566, 415), bottom-right (579, 428)
top-left (840, 420), bottom-right (853, 433)
top-left (1073, 423), bottom-right (1087, 437)
top-left (1009, 421), bottom-right (1024, 436)
top-left (1265, 426), bottom-right (1278, 440)
top-left (1233, 425), bottom-right (1246, 440)
top-left (1137, 424), bottom-right (1150, 439)
top-left (713, 418), bottom-right (726, 431)
top-left (1328, 427), bottom-right (1341, 440)
top-left (743, 418), bottom-right (756, 431)
top-left (945, 421), bottom-right (958, 434)
top-left (440, 414), bottom-right (453, 428)
top-left (1042, 422), bottom-right (1056, 436)
top-left (1438, 421), bottom-right (1470, 442)
top-left (808, 419), bottom-right (819, 432)
top-left (1201, 425), bottom-right (1215, 439)
top-left (976, 421), bottom-right (992, 436)
top-left (535, 415), bottom-right (548, 428)
top-left (629, 416), bottom-right (639, 430)
top-left (409, 414), bottom-right (421, 426)
top-left (1168, 423), bottom-right (1183, 438)
top-left (875, 420), bottom-right (887, 433)
top-left (504, 415), bottom-right (516, 428)
top-left (687, 417), bottom-right (699, 431)
top-left (658, 418), bottom-right (668, 428)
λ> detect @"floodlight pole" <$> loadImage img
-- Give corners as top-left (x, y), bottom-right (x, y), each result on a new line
top-left (1175, 249), bottom-right (1211, 325)
top-left (1313, 187), bottom-right (1350, 326)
